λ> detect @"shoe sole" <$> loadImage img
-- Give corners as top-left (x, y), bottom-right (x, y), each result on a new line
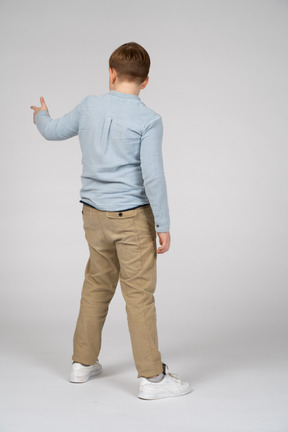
top-left (138, 386), bottom-right (193, 400)
top-left (69, 367), bottom-right (103, 383)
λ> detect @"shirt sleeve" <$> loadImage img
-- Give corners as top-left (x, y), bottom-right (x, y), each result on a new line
top-left (140, 115), bottom-right (170, 233)
top-left (34, 102), bottom-right (82, 141)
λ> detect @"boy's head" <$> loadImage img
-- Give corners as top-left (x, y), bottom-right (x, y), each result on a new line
top-left (109, 42), bottom-right (150, 86)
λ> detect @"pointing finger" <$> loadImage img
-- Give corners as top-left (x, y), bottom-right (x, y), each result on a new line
top-left (40, 96), bottom-right (47, 109)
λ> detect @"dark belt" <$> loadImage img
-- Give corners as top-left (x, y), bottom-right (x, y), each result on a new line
top-left (80, 200), bottom-right (149, 212)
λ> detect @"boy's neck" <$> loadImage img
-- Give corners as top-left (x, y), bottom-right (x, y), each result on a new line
top-left (110, 81), bottom-right (141, 96)
top-left (108, 68), bottom-right (148, 96)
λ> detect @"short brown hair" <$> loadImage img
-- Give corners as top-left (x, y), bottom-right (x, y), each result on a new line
top-left (109, 42), bottom-right (150, 84)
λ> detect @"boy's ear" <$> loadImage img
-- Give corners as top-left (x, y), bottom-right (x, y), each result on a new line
top-left (109, 67), bottom-right (117, 84)
top-left (141, 76), bottom-right (149, 89)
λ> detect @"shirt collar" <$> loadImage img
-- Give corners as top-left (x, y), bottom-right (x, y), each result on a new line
top-left (108, 90), bottom-right (140, 100)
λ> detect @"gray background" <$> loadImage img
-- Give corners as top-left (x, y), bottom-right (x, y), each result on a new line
top-left (0, 0), bottom-right (287, 431)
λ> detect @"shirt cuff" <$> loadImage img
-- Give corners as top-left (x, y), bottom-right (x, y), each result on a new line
top-left (35, 110), bottom-right (50, 120)
top-left (155, 220), bottom-right (170, 233)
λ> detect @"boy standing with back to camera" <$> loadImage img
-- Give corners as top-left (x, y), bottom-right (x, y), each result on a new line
top-left (31, 42), bottom-right (191, 400)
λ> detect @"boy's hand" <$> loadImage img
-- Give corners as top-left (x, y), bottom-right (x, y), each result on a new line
top-left (30, 96), bottom-right (48, 124)
top-left (157, 231), bottom-right (171, 254)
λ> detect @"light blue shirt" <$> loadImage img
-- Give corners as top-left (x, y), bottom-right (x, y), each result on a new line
top-left (35, 90), bottom-right (170, 232)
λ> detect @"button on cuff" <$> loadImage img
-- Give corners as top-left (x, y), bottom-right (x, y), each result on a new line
top-left (155, 222), bottom-right (170, 233)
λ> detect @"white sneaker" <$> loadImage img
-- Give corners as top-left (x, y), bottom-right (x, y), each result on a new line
top-left (69, 360), bottom-right (102, 383)
top-left (138, 364), bottom-right (192, 400)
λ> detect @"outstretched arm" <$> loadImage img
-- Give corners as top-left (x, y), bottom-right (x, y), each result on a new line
top-left (30, 96), bottom-right (81, 141)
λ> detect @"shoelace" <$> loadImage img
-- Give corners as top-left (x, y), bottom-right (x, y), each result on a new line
top-left (168, 372), bottom-right (181, 382)
top-left (165, 366), bottom-right (181, 382)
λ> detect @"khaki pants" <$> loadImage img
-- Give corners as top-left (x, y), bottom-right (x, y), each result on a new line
top-left (72, 203), bottom-right (163, 378)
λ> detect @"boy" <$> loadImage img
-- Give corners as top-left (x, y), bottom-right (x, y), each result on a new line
top-left (31, 42), bottom-right (191, 400)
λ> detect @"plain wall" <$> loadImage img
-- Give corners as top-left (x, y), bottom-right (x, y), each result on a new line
top-left (0, 0), bottom-right (287, 354)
